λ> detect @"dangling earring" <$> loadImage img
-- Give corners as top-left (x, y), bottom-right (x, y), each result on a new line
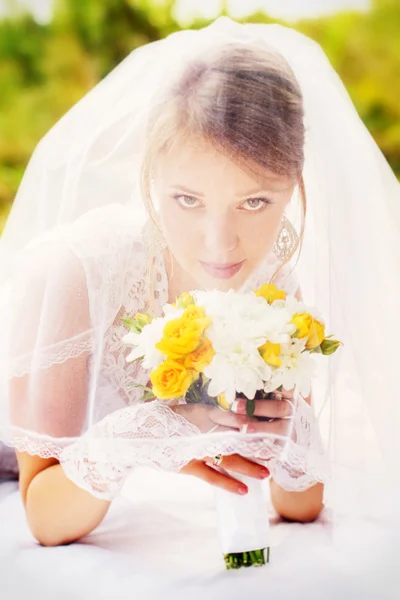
top-left (143, 218), bottom-right (167, 255)
top-left (273, 215), bottom-right (299, 261)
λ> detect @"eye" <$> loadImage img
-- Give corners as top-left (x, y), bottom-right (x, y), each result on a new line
top-left (173, 195), bottom-right (202, 209)
top-left (241, 197), bottom-right (272, 212)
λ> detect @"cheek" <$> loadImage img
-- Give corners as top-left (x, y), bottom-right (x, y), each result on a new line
top-left (242, 209), bottom-right (285, 256)
top-left (160, 206), bottom-right (198, 256)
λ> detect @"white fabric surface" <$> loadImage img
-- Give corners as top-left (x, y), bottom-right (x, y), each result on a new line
top-left (0, 469), bottom-right (398, 600)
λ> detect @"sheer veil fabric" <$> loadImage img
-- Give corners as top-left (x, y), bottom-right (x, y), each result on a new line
top-left (0, 17), bottom-right (399, 560)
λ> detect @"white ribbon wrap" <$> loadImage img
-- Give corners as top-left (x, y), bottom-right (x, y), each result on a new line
top-left (214, 470), bottom-right (270, 555)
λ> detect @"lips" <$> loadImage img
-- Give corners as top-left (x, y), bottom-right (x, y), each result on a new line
top-left (199, 260), bottom-right (244, 279)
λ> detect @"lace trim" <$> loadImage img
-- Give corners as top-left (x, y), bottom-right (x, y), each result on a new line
top-left (9, 333), bottom-right (93, 378)
top-left (2, 394), bottom-right (328, 499)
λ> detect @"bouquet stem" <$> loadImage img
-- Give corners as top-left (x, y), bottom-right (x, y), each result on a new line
top-left (224, 547), bottom-right (270, 569)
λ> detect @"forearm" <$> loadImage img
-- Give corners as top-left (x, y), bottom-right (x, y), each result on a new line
top-left (269, 478), bottom-right (324, 522)
top-left (25, 463), bottom-right (111, 546)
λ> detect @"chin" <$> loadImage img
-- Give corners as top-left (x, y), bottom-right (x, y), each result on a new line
top-left (194, 269), bottom-right (249, 292)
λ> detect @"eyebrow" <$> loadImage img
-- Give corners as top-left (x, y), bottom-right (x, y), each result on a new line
top-left (169, 184), bottom-right (281, 197)
top-left (169, 185), bottom-right (205, 197)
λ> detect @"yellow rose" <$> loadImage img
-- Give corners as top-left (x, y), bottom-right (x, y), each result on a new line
top-left (258, 341), bottom-right (282, 367)
top-left (156, 316), bottom-right (205, 358)
top-left (291, 313), bottom-right (325, 349)
top-left (306, 319), bottom-right (326, 349)
top-left (217, 392), bottom-right (231, 410)
top-left (150, 359), bottom-right (195, 399)
top-left (185, 338), bottom-right (215, 372)
top-left (291, 313), bottom-right (312, 338)
top-left (254, 283), bottom-right (287, 304)
top-left (174, 292), bottom-right (195, 309)
top-left (181, 304), bottom-right (210, 328)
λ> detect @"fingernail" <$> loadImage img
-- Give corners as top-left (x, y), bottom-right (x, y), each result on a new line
top-left (238, 486), bottom-right (248, 495)
top-left (260, 468), bottom-right (270, 478)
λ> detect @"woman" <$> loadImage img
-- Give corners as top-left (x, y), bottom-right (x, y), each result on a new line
top-left (0, 17), bottom-right (399, 554)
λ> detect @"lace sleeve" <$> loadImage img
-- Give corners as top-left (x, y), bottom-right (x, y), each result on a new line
top-left (59, 400), bottom-right (201, 500)
top-left (266, 394), bottom-right (328, 492)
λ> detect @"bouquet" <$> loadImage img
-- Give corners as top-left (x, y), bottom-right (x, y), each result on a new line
top-left (122, 283), bottom-right (341, 569)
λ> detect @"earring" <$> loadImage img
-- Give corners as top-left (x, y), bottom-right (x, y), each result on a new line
top-left (273, 215), bottom-right (299, 261)
top-left (143, 218), bottom-right (167, 255)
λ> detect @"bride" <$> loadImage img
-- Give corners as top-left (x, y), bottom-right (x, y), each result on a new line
top-left (0, 17), bottom-right (399, 552)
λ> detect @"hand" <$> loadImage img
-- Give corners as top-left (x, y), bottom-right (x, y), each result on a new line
top-left (209, 391), bottom-right (294, 434)
top-left (170, 390), bottom-right (294, 434)
top-left (171, 402), bottom-right (249, 434)
top-left (171, 403), bottom-right (270, 495)
top-left (179, 454), bottom-right (271, 496)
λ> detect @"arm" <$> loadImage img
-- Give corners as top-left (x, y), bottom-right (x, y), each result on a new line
top-left (17, 451), bottom-right (111, 547)
top-left (12, 349), bottom-right (112, 547)
top-left (269, 286), bottom-right (324, 522)
top-left (268, 388), bottom-right (325, 523)
top-left (9, 246), bottom-right (112, 546)
top-left (269, 477), bottom-right (324, 523)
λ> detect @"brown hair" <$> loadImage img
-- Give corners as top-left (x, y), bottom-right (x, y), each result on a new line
top-left (140, 43), bottom-right (306, 308)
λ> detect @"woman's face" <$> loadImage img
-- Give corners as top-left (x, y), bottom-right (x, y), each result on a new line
top-left (153, 135), bottom-right (295, 294)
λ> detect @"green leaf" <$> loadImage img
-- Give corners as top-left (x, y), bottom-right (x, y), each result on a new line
top-left (132, 384), bottom-right (154, 393)
top-left (309, 345), bottom-right (323, 354)
top-left (121, 317), bottom-right (140, 332)
top-left (141, 391), bottom-right (156, 401)
top-left (246, 399), bottom-right (256, 419)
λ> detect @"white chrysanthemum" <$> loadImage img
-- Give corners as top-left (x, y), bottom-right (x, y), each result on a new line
top-left (204, 346), bottom-right (272, 404)
top-left (162, 303), bottom-right (184, 319)
top-left (194, 289), bottom-right (294, 353)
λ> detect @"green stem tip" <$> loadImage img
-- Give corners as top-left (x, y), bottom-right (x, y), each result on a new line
top-left (223, 547), bottom-right (270, 569)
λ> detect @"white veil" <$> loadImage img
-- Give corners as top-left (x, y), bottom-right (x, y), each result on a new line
top-left (1, 16), bottom-right (399, 563)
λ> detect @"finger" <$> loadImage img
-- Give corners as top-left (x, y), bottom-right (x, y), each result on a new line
top-left (208, 408), bottom-right (292, 439)
top-left (232, 398), bottom-right (293, 418)
top-left (204, 453), bottom-right (270, 480)
top-left (207, 407), bottom-right (252, 429)
top-left (273, 389), bottom-right (295, 400)
top-left (180, 460), bottom-right (249, 495)
top-left (241, 418), bottom-right (291, 436)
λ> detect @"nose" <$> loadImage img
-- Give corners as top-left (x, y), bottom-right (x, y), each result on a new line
top-left (203, 213), bottom-right (238, 259)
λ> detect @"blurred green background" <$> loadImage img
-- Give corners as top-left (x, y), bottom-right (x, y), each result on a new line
top-left (0, 0), bottom-right (399, 233)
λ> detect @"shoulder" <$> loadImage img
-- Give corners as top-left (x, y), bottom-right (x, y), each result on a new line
top-left (13, 203), bottom-right (147, 302)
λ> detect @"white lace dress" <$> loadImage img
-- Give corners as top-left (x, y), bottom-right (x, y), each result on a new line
top-left (4, 205), bottom-right (324, 497)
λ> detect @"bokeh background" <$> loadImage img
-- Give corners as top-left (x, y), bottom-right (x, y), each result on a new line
top-left (0, 0), bottom-right (399, 233)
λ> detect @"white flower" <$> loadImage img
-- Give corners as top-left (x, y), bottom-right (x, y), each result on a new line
top-left (195, 289), bottom-right (294, 353)
top-left (162, 303), bottom-right (184, 319)
top-left (205, 347), bottom-right (272, 404)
